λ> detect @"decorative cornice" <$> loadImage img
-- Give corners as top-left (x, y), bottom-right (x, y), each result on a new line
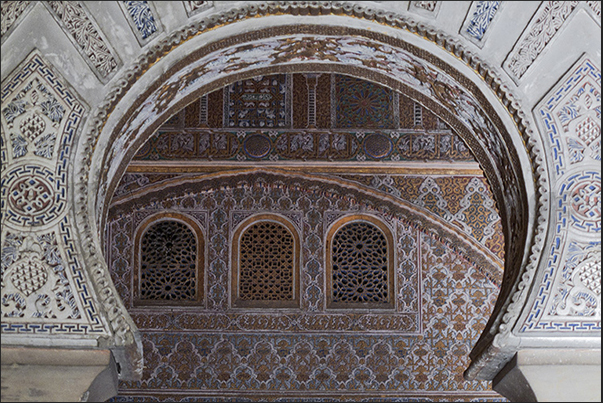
top-left (72, 1), bottom-right (548, 381)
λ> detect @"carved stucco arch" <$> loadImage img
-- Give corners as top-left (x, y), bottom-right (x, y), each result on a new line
top-left (73, 3), bottom-right (548, 380)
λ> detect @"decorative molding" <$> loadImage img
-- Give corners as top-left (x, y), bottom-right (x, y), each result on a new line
top-left (133, 128), bottom-right (474, 163)
top-left (43, 1), bottom-right (120, 82)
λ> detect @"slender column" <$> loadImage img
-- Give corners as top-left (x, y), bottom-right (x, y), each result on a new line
top-left (304, 73), bottom-right (320, 128)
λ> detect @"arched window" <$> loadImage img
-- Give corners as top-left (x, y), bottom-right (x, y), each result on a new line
top-left (232, 214), bottom-right (300, 308)
top-left (134, 213), bottom-right (204, 306)
top-left (326, 215), bottom-right (395, 309)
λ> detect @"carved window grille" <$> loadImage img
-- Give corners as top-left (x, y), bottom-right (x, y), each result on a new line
top-left (233, 215), bottom-right (300, 308)
top-left (135, 215), bottom-right (204, 306)
top-left (327, 217), bottom-right (394, 309)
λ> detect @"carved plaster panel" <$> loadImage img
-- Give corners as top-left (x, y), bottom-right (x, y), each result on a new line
top-left (525, 55), bottom-right (601, 333)
top-left (504, 1), bottom-right (601, 83)
top-left (460, 1), bottom-right (502, 48)
top-left (118, 0), bottom-right (162, 45)
top-left (182, 1), bottom-right (212, 18)
top-left (43, 1), bottom-right (120, 82)
top-left (408, 1), bottom-right (442, 18)
top-left (1, 51), bottom-right (112, 339)
top-left (1, 1), bottom-right (35, 44)
top-left (1, 50), bottom-right (83, 230)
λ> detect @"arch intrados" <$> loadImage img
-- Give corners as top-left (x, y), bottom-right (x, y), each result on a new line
top-left (80, 13), bottom-right (542, 378)
top-left (102, 62), bottom-right (512, 220)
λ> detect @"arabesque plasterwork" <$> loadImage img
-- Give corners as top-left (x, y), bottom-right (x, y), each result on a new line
top-left (4, 1), bottom-right (598, 391)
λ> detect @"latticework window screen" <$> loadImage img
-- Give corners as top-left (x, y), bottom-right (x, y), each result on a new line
top-left (328, 220), bottom-right (393, 309)
top-left (233, 216), bottom-right (300, 308)
top-left (140, 220), bottom-right (198, 302)
top-left (239, 221), bottom-right (294, 301)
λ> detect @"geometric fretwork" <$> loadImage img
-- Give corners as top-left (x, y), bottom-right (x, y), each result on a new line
top-left (239, 221), bottom-right (294, 302)
top-left (332, 221), bottom-right (389, 305)
top-left (327, 216), bottom-right (395, 309)
top-left (140, 220), bottom-right (197, 301)
top-left (232, 214), bottom-right (300, 308)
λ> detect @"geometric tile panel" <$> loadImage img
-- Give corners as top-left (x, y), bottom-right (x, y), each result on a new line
top-left (335, 174), bottom-right (504, 263)
top-left (107, 175), bottom-right (426, 331)
top-left (564, 171), bottom-right (601, 234)
top-left (225, 74), bottom-right (291, 129)
top-left (2, 164), bottom-right (67, 227)
top-left (333, 74), bottom-right (396, 129)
